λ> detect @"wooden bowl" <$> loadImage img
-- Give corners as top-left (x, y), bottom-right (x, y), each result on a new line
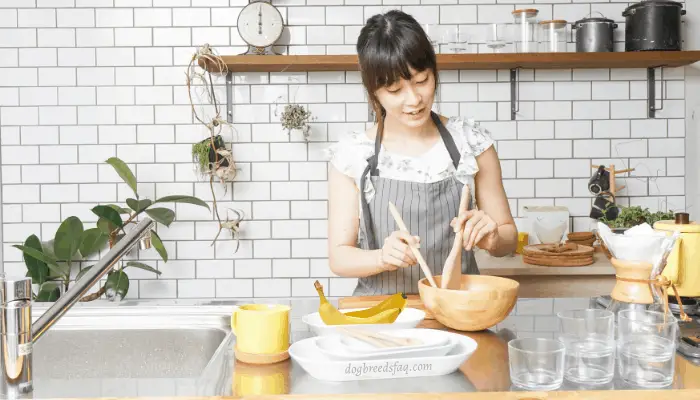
top-left (417, 275), bottom-right (519, 332)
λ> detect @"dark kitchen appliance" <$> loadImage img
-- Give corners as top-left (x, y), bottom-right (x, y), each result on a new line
top-left (623, 0), bottom-right (686, 51)
top-left (573, 15), bottom-right (618, 52)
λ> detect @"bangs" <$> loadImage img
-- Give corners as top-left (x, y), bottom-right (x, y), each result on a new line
top-left (358, 27), bottom-right (436, 92)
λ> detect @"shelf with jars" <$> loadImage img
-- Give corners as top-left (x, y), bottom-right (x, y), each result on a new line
top-left (199, 4), bottom-right (700, 121)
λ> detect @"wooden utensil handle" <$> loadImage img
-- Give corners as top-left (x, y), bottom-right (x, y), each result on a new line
top-left (388, 202), bottom-right (438, 288)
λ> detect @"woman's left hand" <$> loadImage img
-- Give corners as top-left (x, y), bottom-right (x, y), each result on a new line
top-left (450, 209), bottom-right (499, 252)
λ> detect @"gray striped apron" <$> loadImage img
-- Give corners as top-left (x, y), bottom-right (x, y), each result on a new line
top-left (353, 111), bottom-right (479, 296)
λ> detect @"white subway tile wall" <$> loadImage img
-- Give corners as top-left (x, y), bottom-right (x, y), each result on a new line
top-left (0, 1), bottom-right (689, 299)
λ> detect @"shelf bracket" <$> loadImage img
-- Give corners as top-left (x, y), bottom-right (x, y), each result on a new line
top-left (647, 67), bottom-right (666, 119)
top-left (510, 68), bottom-right (520, 121)
top-left (226, 71), bottom-right (233, 123)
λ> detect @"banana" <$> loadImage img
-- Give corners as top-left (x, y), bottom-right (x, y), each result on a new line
top-left (314, 280), bottom-right (402, 326)
top-left (344, 292), bottom-right (407, 318)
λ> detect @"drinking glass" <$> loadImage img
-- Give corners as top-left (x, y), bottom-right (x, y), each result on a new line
top-left (617, 309), bottom-right (679, 388)
top-left (508, 338), bottom-right (566, 391)
top-left (557, 309), bottom-right (615, 385)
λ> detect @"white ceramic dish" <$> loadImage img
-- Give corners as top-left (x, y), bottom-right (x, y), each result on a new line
top-left (289, 331), bottom-right (477, 381)
top-left (315, 329), bottom-right (456, 360)
top-left (339, 328), bottom-right (451, 354)
top-left (302, 308), bottom-right (426, 336)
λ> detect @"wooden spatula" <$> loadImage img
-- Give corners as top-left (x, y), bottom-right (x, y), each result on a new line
top-left (441, 183), bottom-right (471, 290)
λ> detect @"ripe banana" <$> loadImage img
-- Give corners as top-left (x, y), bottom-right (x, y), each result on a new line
top-left (344, 292), bottom-right (407, 318)
top-left (314, 280), bottom-right (402, 326)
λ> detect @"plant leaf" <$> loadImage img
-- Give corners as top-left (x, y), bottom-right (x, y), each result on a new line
top-left (35, 281), bottom-right (61, 302)
top-left (125, 261), bottom-right (161, 276)
top-left (53, 216), bottom-right (84, 262)
top-left (97, 218), bottom-right (115, 235)
top-left (106, 157), bottom-right (138, 198)
top-left (16, 245), bottom-right (68, 279)
top-left (92, 205), bottom-right (124, 229)
top-left (145, 208), bottom-right (175, 227)
top-left (150, 229), bottom-right (167, 262)
top-left (75, 265), bottom-right (93, 283)
top-left (154, 195), bottom-right (210, 211)
top-left (126, 198), bottom-right (152, 214)
top-left (14, 244), bottom-right (60, 268)
top-left (106, 204), bottom-right (131, 214)
top-left (22, 235), bottom-right (49, 287)
top-left (79, 228), bottom-right (108, 258)
top-left (105, 270), bottom-right (129, 301)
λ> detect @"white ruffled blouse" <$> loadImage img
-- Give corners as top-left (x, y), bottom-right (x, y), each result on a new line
top-left (325, 116), bottom-right (495, 212)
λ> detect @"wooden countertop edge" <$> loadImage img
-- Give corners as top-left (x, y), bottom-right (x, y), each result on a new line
top-left (63, 389), bottom-right (700, 399)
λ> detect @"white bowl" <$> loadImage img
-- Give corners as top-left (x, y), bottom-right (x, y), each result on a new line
top-left (301, 307), bottom-right (426, 336)
top-left (315, 329), bottom-right (456, 360)
top-left (289, 331), bottom-right (477, 381)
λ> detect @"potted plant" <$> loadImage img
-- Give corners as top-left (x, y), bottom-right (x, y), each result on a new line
top-left (599, 205), bottom-right (675, 233)
top-left (13, 157), bottom-right (210, 302)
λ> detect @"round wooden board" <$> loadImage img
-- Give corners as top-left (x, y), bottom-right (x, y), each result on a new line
top-left (235, 347), bottom-right (290, 365)
top-left (523, 255), bottom-right (594, 267)
top-left (522, 243), bottom-right (595, 257)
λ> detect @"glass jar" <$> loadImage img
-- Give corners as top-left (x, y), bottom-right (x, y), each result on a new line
top-left (539, 20), bottom-right (568, 52)
top-left (512, 8), bottom-right (539, 53)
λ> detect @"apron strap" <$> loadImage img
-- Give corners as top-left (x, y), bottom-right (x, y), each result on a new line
top-left (359, 111), bottom-right (462, 250)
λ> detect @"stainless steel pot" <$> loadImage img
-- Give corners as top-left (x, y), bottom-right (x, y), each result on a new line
top-left (623, 0), bottom-right (686, 51)
top-left (573, 15), bottom-right (618, 52)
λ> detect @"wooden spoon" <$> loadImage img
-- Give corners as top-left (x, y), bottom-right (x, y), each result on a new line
top-left (441, 183), bottom-right (471, 290)
top-left (388, 201), bottom-right (438, 288)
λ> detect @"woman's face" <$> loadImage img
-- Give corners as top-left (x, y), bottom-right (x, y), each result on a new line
top-left (374, 67), bottom-right (436, 128)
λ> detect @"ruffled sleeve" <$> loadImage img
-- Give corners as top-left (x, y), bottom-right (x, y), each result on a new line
top-left (449, 117), bottom-right (495, 196)
top-left (324, 131), bottom-right (374, 188)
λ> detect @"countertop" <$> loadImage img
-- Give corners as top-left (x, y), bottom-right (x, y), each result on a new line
top-left (31, 296), bottom-right (700, 400)
top-left (475, 249), bottom-right (615, 277)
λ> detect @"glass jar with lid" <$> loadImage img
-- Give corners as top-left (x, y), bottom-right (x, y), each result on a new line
top-left (512, 9), bottom-right (539, 53)
top-left (539, 20), bottom-right (568, 52)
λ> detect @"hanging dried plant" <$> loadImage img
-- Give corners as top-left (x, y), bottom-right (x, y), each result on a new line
top-left (186, 44), bottom-right (242, 251)
top-left (279, 103), bottom-right (314, 141)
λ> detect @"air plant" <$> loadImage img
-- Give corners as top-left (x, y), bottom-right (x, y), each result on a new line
top-left (186, 44), bottom-right (243, 252)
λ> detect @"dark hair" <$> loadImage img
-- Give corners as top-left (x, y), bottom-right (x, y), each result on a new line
top-left (356, 10), bottom-right (439, 129)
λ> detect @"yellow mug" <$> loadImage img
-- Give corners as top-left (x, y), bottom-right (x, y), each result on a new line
top-left (231, 304), bottom-right (290, 355)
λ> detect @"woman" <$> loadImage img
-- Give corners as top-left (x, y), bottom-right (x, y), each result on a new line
top-left (326, 10), bottom-right (517, 296)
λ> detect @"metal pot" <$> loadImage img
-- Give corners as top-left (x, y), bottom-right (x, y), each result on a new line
top-left (623, 0), bottom-right (686, 51)
top-left (573, 15), bottom-right (618, 52)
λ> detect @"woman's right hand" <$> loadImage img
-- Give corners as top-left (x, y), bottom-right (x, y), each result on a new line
top-left (378, 231), bottom-right (420, 271)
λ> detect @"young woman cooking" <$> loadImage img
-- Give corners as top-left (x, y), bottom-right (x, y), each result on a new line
top-left (326, 10), bottom-right (518, 296)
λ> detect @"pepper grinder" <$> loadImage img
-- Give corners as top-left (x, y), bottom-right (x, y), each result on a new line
top-left (0, 275), bottom-right (34, 396)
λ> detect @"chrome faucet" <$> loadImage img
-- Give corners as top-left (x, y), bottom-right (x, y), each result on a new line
top-left (0, 218), bottom-right (155, 397)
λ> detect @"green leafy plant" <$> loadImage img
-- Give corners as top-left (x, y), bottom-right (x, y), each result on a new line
top-left (13, 157), bottom-right (210, 302)
top-left (600, 205), bottom-right (675, 229)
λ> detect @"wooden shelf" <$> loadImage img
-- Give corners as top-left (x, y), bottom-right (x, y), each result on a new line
top-left (200, 51), bottom-right (700, 73)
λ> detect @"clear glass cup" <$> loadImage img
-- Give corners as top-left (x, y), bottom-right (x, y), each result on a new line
top-left (617, 309), bottom-right (679, 388)
top-left (557, 309), bottom-right (615, 385)
top-left (508, 338), bottom-right (566, 391)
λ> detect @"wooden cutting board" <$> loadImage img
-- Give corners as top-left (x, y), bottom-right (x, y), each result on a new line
top-left (338, 294), bottom-right (435, 320)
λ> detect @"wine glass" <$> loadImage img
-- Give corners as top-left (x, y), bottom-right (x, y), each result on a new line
top-left (446, 26), bottom-right (470, 54)
top-left (486, 23), bottom-right (509, 53)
